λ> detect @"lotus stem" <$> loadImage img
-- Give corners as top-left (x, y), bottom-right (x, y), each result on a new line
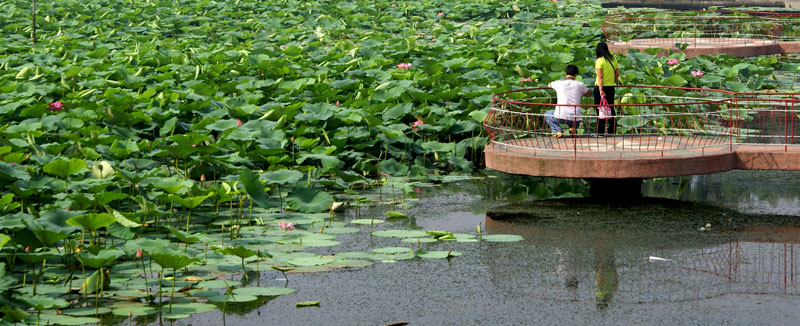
top-left (96, 268), bottom-right (103, 316)
top-left (169, 268), bottom-right (178, 313)
top-left (241, 258), bottom-right (247, 280)
top-left (140, 256), bottom-right (150, 299)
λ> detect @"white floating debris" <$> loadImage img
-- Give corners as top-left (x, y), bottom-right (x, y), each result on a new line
top-left (705, 223), bottom-right (711, 228)
top-left (648, 256), bottom-right (671, 262)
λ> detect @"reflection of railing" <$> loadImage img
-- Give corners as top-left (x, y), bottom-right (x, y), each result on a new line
top-left (603, 10), bottom-right (800, 47)
top-left (483, 86), bottom-right (800, 156)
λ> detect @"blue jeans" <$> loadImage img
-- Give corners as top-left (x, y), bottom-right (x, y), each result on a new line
top-left (545, 110), bottom-right (581, 133)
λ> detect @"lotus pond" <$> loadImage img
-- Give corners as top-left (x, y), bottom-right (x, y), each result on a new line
top-left (2, 0), bottom-right (800, 324)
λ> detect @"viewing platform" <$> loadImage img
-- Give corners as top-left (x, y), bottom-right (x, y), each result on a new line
top-left (603, 10), bottom-right (800, 57)
top-left (482, 86), bottom-right (800, 179)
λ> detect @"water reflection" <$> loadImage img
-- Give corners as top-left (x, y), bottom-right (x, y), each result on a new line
top-left (643, 170), bottom-right (800, 216)
top-left (485, 198), bottom-right (800, 310)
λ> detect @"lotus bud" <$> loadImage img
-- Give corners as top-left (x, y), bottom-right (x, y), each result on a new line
top-left (25, 246), bottom-right (30, 253)
top-left (136, 248), bottom-right (143, 259)
top-left (201, 174), bottom-right (206, 182)
top-left (237, 119), bottom-right (243, 126)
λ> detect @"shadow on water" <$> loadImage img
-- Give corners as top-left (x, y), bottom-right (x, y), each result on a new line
top-left (485, 196), bottom-right (800, 311)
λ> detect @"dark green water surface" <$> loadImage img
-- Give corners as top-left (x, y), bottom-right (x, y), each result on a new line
top-left (166, 170), bottom-right (800, 326)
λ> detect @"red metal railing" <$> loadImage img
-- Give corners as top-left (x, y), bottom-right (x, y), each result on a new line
top-left (483, 86), bottom-right (800, 156)
top-left (603, 10), bottom-right (800, 48)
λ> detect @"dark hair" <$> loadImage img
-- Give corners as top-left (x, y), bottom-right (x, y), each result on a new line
top-left (565, 64), bottom-right (579, 76)
top-left (596, 42), bottom-right (615, 68)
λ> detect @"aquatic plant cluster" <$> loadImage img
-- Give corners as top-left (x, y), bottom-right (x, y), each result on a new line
top-left (0, 0), bottom-right (796, 324)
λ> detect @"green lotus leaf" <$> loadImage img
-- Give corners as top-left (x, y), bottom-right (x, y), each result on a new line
top-left (197, 280), bottom-right (241, 289)
top-left (208, 294), bottom-right (258, 303)
top-left (296, 301), bottom-right (320, 308)
top-left (76, 249), bottom-right (123, 269)
top-left (261, 169), bottom-right (303, 185)
top-left (149, 251), bottom-right (200, 270)
top-left (481, 234), bottom-right (525, 242)
top-left (62, 307), bottom-right (112, 316)
top-left (215, 245), bottom-right (256, 259)
top-left (372, 247), bottom-right (413, 254)
top-left (18, 251), bottom-right (57, 264)
top-left (110, 209), bottom-right (141, 228)
top-left (82, 269), bottom-right (110, 294)
top-left (111, 306), bottom-right (157, 316)
top-left (372, 230), bottom-right (430, 238)
top-left (0, 234), bottom-right (9, 250)
top-left (401, 237), bottom-right (438, 243)
top-left (167, 303), bottom-right (217, 314)
top-left (29, 315), bottom-right (101, 326)
top-left (349, 219), bottom-right (384, 225)
top-left (239, 168), bottom-right (270, 208)
top-left (168, 192), bottom-right (212, 210)
top-left (287, 256), bottom-right (335, 266)
top-left (416, 249), bottom-right (462, 259)
top-left (232, 287), bottom-right (294, 297)
top-left (286, 188), bottom-right (333, 213)
top-left (379, 159), bottom-right (408, 176)
top-left (166, 226), bottom-right (206, 244)
top-left (43, 158), bottom-right (86, 179)
top-left (18, 294), bottom-right (69, 310)
top-left (66, 213), bottom-right (116, 231)
top-left (385, 211), bottom-right (408, 218)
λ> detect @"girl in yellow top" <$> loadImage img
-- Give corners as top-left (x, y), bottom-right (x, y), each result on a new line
top-left (593, 42), bottom-right (620, 136)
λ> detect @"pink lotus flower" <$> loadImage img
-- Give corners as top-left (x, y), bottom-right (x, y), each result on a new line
top-left (200, 174), bottom-right (206, 182)
top-left (48, 101), bottom-right (64, 112)
top-left (278, 220), bottom-right (295, 231)
top-left (520, 77), bottom-right (532, 84)
top-left (691, 70), bottom-right (704, 77)
top-left (336, 100), bottom-right (340, 106)
top-left (666, 58), bottom-right (679, 66)
top-left (392, 3), bottom-right (396, 7)
top-left (396, 63), bottom-right (412, 69)
top-left (192, 144), bottom-right (196, 148)
top-left (412, 119), bottom-right (424, 131)
top-left (280, 45), bottom-right (287, 50)
top-left (237, 119), bottom-right (243, 126)
top-left (136, 248), bottom-right (143, 259)
top-left (8, 162), bottom-right (14, 166)
top-left (438, 12), bottom-right (444, 17)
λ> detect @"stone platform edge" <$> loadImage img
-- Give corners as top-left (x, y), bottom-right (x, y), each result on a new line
top-left (484, 144), bottom-right (800, 178)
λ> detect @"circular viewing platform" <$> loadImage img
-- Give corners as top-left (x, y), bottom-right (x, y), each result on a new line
top-left (603, 10), bottom-right (800, 57)
top-left (482, 86), bottom-right (800, 179)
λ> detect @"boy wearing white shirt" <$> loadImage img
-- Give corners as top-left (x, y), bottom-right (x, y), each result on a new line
top-left (545, 65), bottom-right (591, 138)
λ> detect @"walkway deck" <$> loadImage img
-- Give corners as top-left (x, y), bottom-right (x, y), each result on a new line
top-left (485, 140), bottom-right (800, 179)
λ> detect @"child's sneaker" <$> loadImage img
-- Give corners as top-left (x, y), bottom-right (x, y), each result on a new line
top-left (552, 131), bottom-right (564, 138)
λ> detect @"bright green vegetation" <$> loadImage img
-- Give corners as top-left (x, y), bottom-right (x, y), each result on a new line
top-left (0, 0), bottom-right (797, 324)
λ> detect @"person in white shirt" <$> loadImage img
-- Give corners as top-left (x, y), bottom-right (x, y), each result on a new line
top-left (545, 65), bottom-right (591, 138)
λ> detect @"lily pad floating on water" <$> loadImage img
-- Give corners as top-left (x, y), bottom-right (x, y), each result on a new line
top-left (296, 301), bottom-right (320, 308)
top-left (481, 234), bottom-right (524, 242)
top-left (208, 294), bottom-right (258, 303)
top-left (112, 305), bottom-right (157, 316)
top-left (197, 280), bottom-right (241, 289)
top-left (167, 302), bottom-right (217, 314)
top-left (416, 249), bottom-right (462, 259)
top-left (62, 307), bottom-right (112, 316)
top-left (287, 256), bottom-right (336, 267)
top-left (401, 237), bottom-right (438, 243)
top-left (349, 218), bottom-right (384, 225)
top-left (372, 247), bottom-right (413, 255)
top-left (372, 230), bottom-right (430, 238)
top-left (385, 211), bottom-right (408, 218)
top-left (318, 226), bottom-right (360, 234)
top-left (27, 315), bottom-right (101, 326)
top-left (232, 287), bottom-right (295, 297)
